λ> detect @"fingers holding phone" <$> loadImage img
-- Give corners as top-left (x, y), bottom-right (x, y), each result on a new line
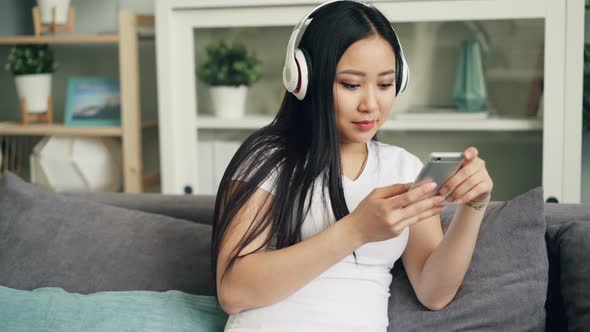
top-left (439, 147), bottom-right (493, 205)
top-left (389, 182), bottom-right (447, 230)
top-left (348, 181), bottom-right (446, 244)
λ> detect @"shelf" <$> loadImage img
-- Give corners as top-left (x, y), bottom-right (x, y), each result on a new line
top-left (0, 34), bottom-right (120, 45)
top-left (379, 117), bottom-right (542, 131)
top-left (196, 115), bottom-right (543, 132)
top-left (165, 0), bottom-right (544, 20)
top-left (0, 122), bottom-right (122, 136)
top-left (197, 115), bottom-right (275, 129)
top-left (0, 120), bottom-right (158, 136)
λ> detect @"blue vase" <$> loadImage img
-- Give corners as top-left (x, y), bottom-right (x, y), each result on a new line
top-left (453, 40), bottom-right (487, 112)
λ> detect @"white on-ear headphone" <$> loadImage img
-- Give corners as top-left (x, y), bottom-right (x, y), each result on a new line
top-left (282, 0), bottom-right (410, 101)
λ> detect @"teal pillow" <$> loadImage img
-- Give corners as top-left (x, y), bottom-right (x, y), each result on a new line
top-left (0, 285), bottom-right (228, 332)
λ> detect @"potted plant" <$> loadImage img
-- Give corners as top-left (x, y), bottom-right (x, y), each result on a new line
top-left (4, 44), bottom-right (57, 114)
top-left (37, 0), bottom-right (71, 25)
top-left (197, 40), bottom-right (261, 119)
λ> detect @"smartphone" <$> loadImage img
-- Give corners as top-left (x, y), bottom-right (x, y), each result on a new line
top-left (410, 152), bottom-right (464, 196)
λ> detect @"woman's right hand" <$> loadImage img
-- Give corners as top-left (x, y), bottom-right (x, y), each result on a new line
top-left (348, 181), bottom-right (446, 244)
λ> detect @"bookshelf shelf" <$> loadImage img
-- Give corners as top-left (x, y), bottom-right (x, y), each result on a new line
top-left (0, 123), bottom-right (122, 136)
top-left (0, 35), bottom-right (119, 45)
top-left (380, 117), bottom-right (542, 131)
top-left (0, 121), bottom-right (158, 137)
top-left (196, 115), bottom-right (542, 131)
top-left (197, 115), bottom-right (273, 130)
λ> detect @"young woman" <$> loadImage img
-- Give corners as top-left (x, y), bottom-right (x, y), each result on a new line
top-left (212, 1), bottom-right (494, 331)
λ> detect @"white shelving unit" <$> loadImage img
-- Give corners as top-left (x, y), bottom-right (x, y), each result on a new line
top-left (156, 0), bottom-right (585, 203)
top-left (197, 115), bottom-right (543, 132)
top-left (0, 11), bottom-right (157, 193)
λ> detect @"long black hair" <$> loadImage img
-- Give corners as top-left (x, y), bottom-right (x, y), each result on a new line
top-left (211, 1), bottom-right (405, 292)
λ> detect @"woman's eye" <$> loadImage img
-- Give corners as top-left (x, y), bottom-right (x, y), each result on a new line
top-left (341, 82), bottom-right (360, 90)
top-left (379, 83), bottom-right (394, 89)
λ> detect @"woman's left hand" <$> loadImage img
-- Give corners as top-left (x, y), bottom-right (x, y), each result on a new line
top-left (439, 147), bottom-right (493, 205)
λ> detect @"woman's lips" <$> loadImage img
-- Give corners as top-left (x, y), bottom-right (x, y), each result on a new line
top-left (353, 120), bottom-right (376, 131)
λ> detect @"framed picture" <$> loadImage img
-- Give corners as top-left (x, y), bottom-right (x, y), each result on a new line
top-left (64, 77), bottom-right (121, 126)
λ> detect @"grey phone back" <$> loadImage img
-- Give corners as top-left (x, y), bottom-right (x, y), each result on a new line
top-left (411, 153), bottom-right (464, 195)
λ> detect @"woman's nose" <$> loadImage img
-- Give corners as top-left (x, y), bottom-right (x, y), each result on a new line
top-left (358, 87), bottom-right (378, 113)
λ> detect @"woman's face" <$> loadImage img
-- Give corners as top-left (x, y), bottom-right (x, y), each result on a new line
top-left (333, 36), bottom-right (397, 146)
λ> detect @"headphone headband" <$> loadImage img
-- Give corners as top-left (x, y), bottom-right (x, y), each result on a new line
top-left (283, 0), bottom-right (409, 100)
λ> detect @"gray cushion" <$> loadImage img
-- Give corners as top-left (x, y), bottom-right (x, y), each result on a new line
top-left (543, 202), bottom-right (590, 331)
top-left (551, 220), bottom-right (590, 330)
top-left (544, 203), bottom-right (590, 227)
top-left (66, 192), bottom-right (216, 225)
top-left (545, 203), bottom-right (590, 331)
top-left (388, 187), bottom-right (548, 331)
top-left (0, 171), bottom-right (216, 296)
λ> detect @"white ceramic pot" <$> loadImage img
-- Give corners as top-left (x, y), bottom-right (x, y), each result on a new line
top-left (209, 86), bottom-right (248, 119)
top-left (15, 74), bottom-right (52, 114)
top-left (37, 0), bottom-right (71, 25)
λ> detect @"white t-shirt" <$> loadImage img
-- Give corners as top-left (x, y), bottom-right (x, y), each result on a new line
top-left (225, 140), bottom-right (424, 332)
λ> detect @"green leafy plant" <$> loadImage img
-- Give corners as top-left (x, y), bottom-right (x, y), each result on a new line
top-left (4, 44), bottom-right (57, 76)
top-left (196, 40), bottom-right (261, 87)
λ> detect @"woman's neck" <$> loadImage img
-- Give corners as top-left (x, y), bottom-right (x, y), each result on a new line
top-left (340, 141), bottom-right (368, 158)
top-left (340, 141), bottom-right (369, 181)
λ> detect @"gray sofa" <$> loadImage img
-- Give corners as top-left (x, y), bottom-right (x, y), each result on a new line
top-left (76, 190), bottom-right (590, 332)
top-left (1, 171), bottom-right (589, 331)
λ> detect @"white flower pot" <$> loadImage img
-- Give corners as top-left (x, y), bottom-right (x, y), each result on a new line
top-left (209, 86), bottom-right (248, 119)
top-left (37, 0), bottom-right (71, 25)
top-left (15, 74), bottom-right (52, 114)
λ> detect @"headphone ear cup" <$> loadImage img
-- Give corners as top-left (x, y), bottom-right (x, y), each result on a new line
top-left (397, 58), bottom-right (409, 95)
top-left (293, 48), bottom-right (311, 100)
top-left (395, 50), bottom-right (410, 95)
